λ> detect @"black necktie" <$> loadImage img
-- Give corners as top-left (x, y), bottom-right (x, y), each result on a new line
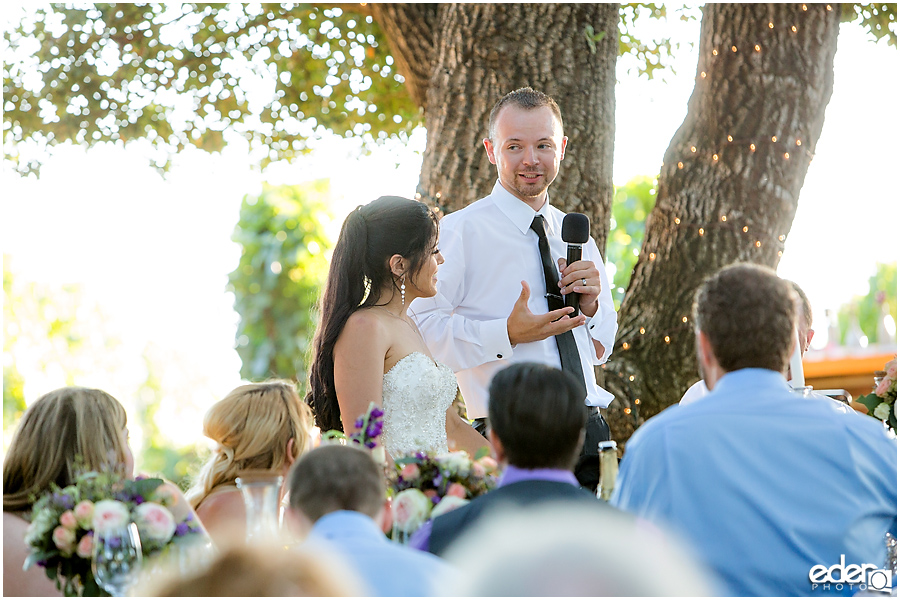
top-left (530, 215), bottom-right (587, 397)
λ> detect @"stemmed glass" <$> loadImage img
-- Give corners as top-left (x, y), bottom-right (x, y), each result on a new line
top-left (91, 523), bottom-right (143, 596)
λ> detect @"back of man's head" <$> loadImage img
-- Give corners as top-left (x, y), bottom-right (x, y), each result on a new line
top-left (288, 444), bottom-right (384, 522)
top-left (488, 87), bottom-right (563, 142)
top-left (488, 363), bottom-right (586, 470)
top-left (693, 263), bottom-right (798, 373)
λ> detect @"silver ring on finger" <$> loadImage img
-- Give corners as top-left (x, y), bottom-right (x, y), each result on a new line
top-left (581, 278), bottom-right (587, 286)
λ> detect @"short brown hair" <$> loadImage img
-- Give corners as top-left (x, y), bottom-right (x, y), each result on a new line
top-left (693, 264), bottom-right (798, 373)
top-left (288, 444), bottom-right (384, 521)
top-left (788, 280), bottom-right (813, 331)
top-left (488, 87), bottom-right (564, 142)
top-left (488, 363), bottom-right (586, 470)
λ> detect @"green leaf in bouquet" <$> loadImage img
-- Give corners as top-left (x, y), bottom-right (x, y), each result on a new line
top-left (130, 477), bottom-right (165, 500)
top-left (23, 548), bottom-right (56, 571)
top-left (856, 392), bottom-right (882, 415)
top-left (473, 446), bottom-right (491, 461)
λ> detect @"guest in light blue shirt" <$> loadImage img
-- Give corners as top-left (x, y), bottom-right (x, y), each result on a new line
top-left (286, 445), bottom-right (456, 596)
top-left (612, 264), bottom-right (898, 596)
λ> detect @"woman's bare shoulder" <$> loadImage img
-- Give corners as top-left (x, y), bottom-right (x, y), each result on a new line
top-left (194, 487), bottom-right (246, 545)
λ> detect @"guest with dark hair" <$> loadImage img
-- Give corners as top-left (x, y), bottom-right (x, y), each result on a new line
top-left (285, 444), bottom-right (454, 596)
top-left (305, 195), bottom-right (488, 459)
top-left (412, 362), bottom-right (620, 556)
top-left (613, 263), bottom-right (897, 596)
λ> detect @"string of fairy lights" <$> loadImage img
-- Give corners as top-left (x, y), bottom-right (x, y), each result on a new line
top-left (606, 3), bottom-right (827, 427)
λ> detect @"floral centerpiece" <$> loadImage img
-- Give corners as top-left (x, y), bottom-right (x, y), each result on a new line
top-left (24, 470), bottom-right (202, 596)
top-left (856, 357), bottom-right (897, 432)
top-left (389, 450), bottom-right (500, 540)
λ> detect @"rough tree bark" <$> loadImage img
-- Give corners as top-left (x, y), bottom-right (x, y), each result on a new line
top-left (373, 3), bottom-right (619, 253)
top-left (601, 4), bottom-right (841, 444)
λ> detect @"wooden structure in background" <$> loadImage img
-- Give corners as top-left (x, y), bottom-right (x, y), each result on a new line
top-left (804, 349), bottom-right (895, 400)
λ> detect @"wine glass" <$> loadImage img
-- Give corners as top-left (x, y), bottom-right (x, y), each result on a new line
top-left (92, 523), bottom-right (143, 597)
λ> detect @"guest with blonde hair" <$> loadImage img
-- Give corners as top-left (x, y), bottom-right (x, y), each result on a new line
top-left (3, 387), bottom-right (134, 597)
top-left (186, 380), bottom-right (313, 544)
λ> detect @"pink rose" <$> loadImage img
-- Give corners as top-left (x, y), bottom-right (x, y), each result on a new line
top-left (886, 359), bottom-right (897, 380)
top-left (431, 495), bottom-right (469, 518)
top-left (73, 500), bottom-right (94, 529)
top-left (471, 461), bottom-right (486, 478)
top-left (392, 489), bottom-right (430, 533)
top-left (424, 489), bottom-right (437, 499)
top-left (446, 483), bottom-right (467, 499)
top-left (478, 456), bottom-right (499, 472)
top-left (400, 463), bottom-right (420, 480)
top-left (134, 502), bottom-right (176, 544)
top-left (75, 532), bottom-right (93, 558)
top-left (52, 526), bottom-right (76, 554)
top-left (92, 500), bottom-right (130, 533)
top-left (876, 376), bottom-right (891, 397)
top-left (152, 483), bottom-right (180, 509)
top-left (59, 510), bottom-right (77, 531)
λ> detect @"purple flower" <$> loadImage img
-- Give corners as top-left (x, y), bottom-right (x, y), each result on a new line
top-left (174, 522), bottom-right (190, 537)
top-left (133, 495), bottom-right (145, 505)
top-left (365, 440), bottom-right (376, 449)
top-left (370, 407), bottom-right (384, 419)
top-left (431, 496), bottom-right (441, 505)
top-left (433, 474), bottom-right (443, 487)
top-left (60, 494), bottom-right (74, 510)
top-left (37, 559), bottom-right (47, 568)
top-left (135, 474), bottom-right (148, 481)
top-left (354, 417), bottom-right (364, 429)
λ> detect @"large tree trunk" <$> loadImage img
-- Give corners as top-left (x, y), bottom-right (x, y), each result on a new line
top-left (374, 3), bottom-right (619, 252)
top-left (602, 4), bottom-right (841, 444)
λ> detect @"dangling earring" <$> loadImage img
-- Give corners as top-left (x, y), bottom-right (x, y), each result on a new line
top-left (400, 275), bottom-right (406, 307)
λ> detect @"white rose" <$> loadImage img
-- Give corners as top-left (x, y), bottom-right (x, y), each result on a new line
top-left (392, 489), bottom-right (431, 533)
top-left (91, 500), bottom-right (131, 533)
top-left (874, 402), bottom-right (891, 421)
top-left (133, 502), bottom-right (176, 544)
top-left (430, 495), bottom-right (469, 518)
top-left (436, 451), bottom-right (471, 477)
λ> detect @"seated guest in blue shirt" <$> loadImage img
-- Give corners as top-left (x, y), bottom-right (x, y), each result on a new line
top-left (286, 444), bottom-right (455, 597)
top-left (612, 263), bottom-right (898, 597)
top-left (412, 362), bottom-right (620, 556)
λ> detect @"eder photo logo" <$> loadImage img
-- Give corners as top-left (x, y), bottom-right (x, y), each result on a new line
top-left (809, 555), bottom-right (893, 593)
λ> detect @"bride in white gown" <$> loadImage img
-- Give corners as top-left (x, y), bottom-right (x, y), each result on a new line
top-left (305, 196), bottom-right (490, 459)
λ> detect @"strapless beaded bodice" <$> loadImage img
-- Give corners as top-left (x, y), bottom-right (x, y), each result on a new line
top-left (381, 352), bottom-right (455, 459)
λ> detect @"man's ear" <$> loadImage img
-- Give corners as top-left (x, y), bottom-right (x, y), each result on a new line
top-left (488, 429), bottom-right (506, 463)
top-left (559, 135), bottom-right (568, 160)
top-left (483, 138), bottom-right (498, 165)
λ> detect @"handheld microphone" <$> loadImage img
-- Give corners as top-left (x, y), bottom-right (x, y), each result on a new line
top-left (561, 212), bottom-right (590, 316)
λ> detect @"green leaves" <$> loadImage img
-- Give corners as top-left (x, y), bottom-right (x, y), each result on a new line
top-left (607, 176), bottom-right (658, 308)
top-left (226, 180), bottom-right (332, 388)
top-left (4, 4), bottom-right (420, 176)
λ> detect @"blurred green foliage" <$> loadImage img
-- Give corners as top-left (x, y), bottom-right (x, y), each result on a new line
top-left (4, 4), bottom-right (416, 175)
top-left (838, 262), bottom-right (898, 346)
top-left (2, 256), bottom-right (202, 484)
top-left (227, 180), bottom-right (332, 390)
top-left (607, 176), bottom-right (658, 308)
top-left (841, 4), bottom-right (897, 46)
top-left (5, 3), bottom-right (713, 176)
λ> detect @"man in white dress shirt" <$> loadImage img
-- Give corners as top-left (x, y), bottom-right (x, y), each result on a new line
top-left (411, 87), bottom-right (618, 490)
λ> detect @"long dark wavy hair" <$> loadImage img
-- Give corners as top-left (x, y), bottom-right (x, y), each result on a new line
top-left (305, 196), bottom-right (439, 432)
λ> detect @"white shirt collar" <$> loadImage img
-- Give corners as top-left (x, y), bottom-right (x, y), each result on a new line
top-left (490, 181), bottom-right (554, 237)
